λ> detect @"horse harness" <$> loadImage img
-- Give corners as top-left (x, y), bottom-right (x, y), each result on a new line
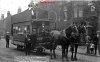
top-left (70, 25), bottom-right (80, 45)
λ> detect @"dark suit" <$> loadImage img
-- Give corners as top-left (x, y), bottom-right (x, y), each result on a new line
top-left (30, 34), bottom-right (37, 50)
top-left (5, 35), bottom-right (10, 48)
top-left (25, 35), bottom-right (31, 55)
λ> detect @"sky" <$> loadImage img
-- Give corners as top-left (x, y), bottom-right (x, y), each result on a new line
top-left (0, 0), bottom-right (41, 17)
top-left (0, 0), bottom-right (92, 18)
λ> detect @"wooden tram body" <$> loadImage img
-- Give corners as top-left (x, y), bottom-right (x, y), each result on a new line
top-left (11, 9), bottom-right (53, 51)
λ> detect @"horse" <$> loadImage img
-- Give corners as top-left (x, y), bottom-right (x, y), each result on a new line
top-left (49, 30), bottom-right (61, 59)
top-left (40, 31), bottom-right (59, 59)
top-left (41, 24), bottom-right (80, 60)
top-left (48, 24), bottom-right (79, 60)
top-left (42, 30), bottom-right (67, 59)
top-left (47, 29), bottom-right (71, 59)
top-left (64, 24), bottom-right (80, 60)
top-left (58, 29), bottom-right (70, 60)
top-left (78, 24), bottom-right (87, 44)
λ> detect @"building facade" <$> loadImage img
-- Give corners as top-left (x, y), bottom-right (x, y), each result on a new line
top-left (0, 14), bottom-right (5, 35)
top-left (4, 11), bottom-right (12, 35)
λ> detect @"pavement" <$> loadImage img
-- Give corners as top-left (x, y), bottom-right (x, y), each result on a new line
top-left (57, 45), bottom-right (100, 56)
top-left (77, 46), bottom-right (100, 57)
top-left (0, 38), bottom-right (100, 62)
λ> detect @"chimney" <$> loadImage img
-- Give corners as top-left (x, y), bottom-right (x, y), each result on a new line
top-left (17, 7), bottom-right (21, 14)
top-left (1, 14), bottom-right (4, 20)
top-left (7, 11), bottom-right (11, 17)
top-left (28, 0), bottom-right (34, 8)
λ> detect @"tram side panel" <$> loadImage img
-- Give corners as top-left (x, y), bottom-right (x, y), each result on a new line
top-left (11, 21), bottom-right (31, 48)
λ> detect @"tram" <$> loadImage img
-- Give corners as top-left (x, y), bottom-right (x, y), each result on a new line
top-left (11, 19), bottom-right (52, 51)
top-left (11, 9), bottom-right (53, 52)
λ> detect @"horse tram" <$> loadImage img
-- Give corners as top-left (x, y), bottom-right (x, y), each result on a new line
top-left (11, 9), bottom-right (54, 53)
top-left (11, 19), bottom-right (53, 52)
top-left (10, 8), bottom-right (96, 60)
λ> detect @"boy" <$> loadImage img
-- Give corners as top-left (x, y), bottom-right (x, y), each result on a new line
top-left (90, 42), bottom-right (94, 54)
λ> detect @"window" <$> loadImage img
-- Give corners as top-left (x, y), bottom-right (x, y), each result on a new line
top-left (74, 8), bottom-right (78, 18)
top-left (13, 27), bottom-right (16, 34)
top-left (64, 6), bottom-right (67, 21)
top-left (23, 25), bottom-right (30, 33)
top-left (79, 7), bottom-right (83, 17)
top-left (13, 25), bottom-right (30, 34)
top-left (13, 26), bottom-right (19, 34)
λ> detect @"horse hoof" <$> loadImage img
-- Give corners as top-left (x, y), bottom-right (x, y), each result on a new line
top-left (71, 58), bottom-right (74, 61)
top-left (71, 57), bottom-right (73, 60)
top-left (71, 59), bottom-right (74, 61)
top-left (74, 58), bottom-right (77, 61)
top-left (62, 56), bottom-right (65, 58)
top-left (50, 57), bottom-right (53, 59)
top-left (66, 58), bottom-right (69, 61)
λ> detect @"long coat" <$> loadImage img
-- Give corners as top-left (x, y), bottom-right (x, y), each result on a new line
top-left (5, 35), bottom-right (10, 42)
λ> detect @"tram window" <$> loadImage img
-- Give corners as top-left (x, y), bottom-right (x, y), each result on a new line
top-left (13, 27), bottom-right (16, 34)
top-left (13, 26), bottom-right (18, 34)
top-left (13, 26), bottom-right (24, 34)
top-left (23, 25), bottom-right (30, 34)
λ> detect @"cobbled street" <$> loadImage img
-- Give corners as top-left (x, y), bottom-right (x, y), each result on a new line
top-left (0, 38), bottom-right (99, 62)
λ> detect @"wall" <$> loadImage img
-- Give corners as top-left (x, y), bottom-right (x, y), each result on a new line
top-left (0, 19), bottom-right (4, 35)
top-left (4, 15), bottom-right (12, 35)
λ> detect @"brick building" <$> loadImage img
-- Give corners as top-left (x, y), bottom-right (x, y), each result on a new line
top-left (0, 14), bottom-right (5, 35)
top-left (67, 1), bottom-right (99, 36)
top-left (4, 11), bottom-right (12, 35)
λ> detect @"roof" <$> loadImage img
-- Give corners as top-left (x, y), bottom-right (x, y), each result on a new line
top-left (11, 9), bottom-right (32, 24)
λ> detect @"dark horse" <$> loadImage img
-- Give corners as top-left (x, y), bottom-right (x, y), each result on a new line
top-left (48, 24), bottom-right (79, 60)
top-left (40, 31), bottom-right (58, 59)
top-left (68, 24), bottom-right (79, 60)
top-left (41, 24), bottom-right (80, 60)
top-left (58, 30), bottom-right (70, 59)
top-left (59, 24), bottom-right (80, 60)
